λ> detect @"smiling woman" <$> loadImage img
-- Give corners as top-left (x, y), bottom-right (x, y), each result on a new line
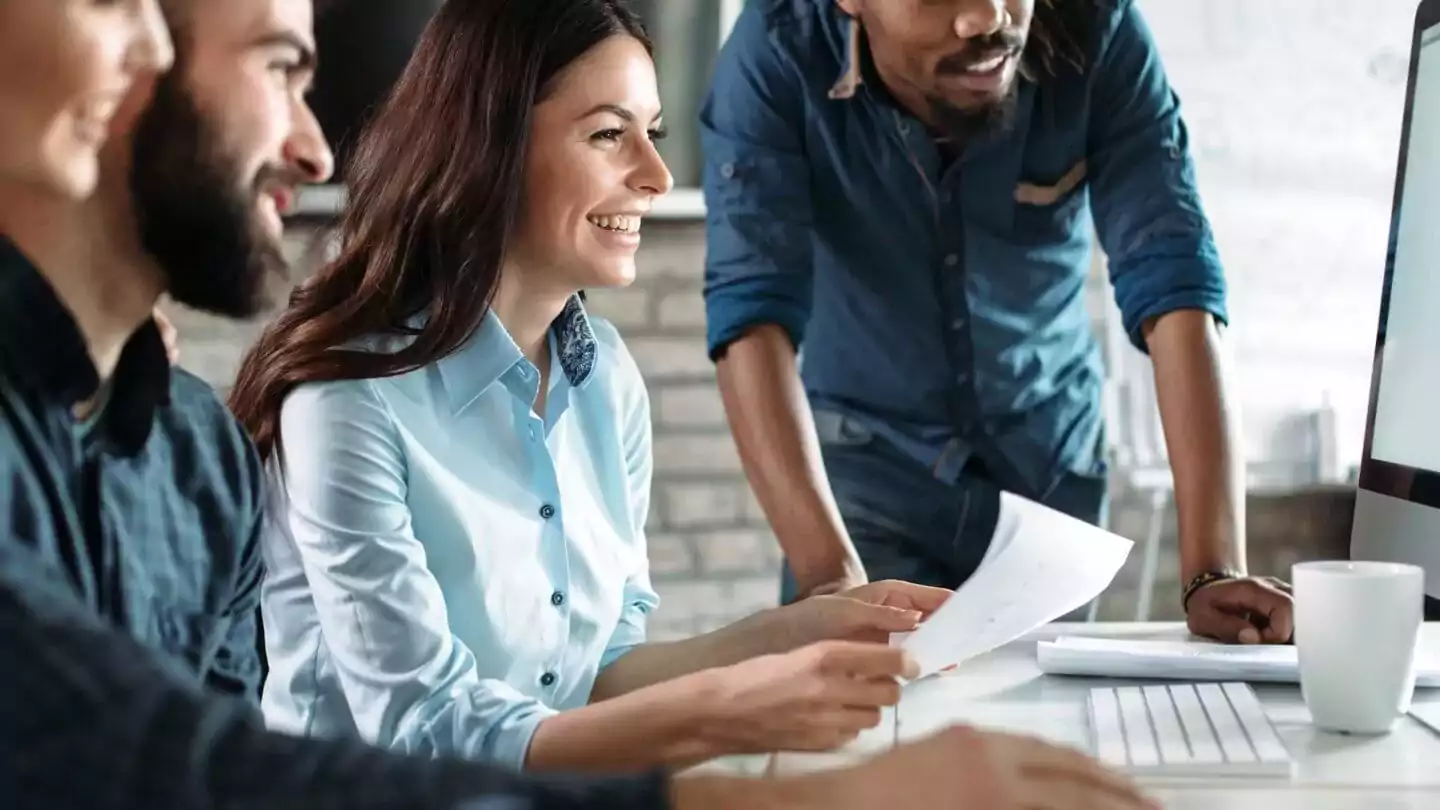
top-left (0, 0), bottom-right (172, 201)
top-left (227, 0), bottom-right (948, 777)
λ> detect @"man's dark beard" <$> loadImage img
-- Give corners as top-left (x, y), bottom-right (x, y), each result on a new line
top-left (928, 25), bottom-right (1026, 145)
top-left (129, 72), bottom-right (286, 319)
top-left (927, 87), bottom-right (1020, 146)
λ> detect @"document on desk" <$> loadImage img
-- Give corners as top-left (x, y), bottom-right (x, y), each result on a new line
top-left (1036, 636), bottom-right (1440, 688)
top-left (897, 491), bottom-right (1133, 678)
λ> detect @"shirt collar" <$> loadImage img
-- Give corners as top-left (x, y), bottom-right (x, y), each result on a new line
top-left (0, 236), bottom-right (171, 455)
top-left (438, 294), bottom-right (598, 414)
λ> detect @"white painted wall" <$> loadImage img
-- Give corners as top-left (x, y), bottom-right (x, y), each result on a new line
top-left (1138, 0), bottom-right (1417, 475)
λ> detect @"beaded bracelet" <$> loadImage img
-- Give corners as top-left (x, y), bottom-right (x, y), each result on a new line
top-left (1181, 569), bottom-right (1244, 612)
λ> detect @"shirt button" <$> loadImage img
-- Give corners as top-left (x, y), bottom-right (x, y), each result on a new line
top-left (539, 503), bottom-right (556, 519)
top-left (539, 671), bottom-right (557, 687)
top-left (943, 254), bottom-right (960, 267)
top-left (720, 162), bottom-right (735, 178)
top-left (551, 591), bottom-right (566, 607)
top-left (951, 317), bottom-right (966, 331)
top-left (898, 122), bottom-right (911, 135)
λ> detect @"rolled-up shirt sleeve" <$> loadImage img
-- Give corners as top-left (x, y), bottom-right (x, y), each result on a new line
top-left (700, 3), bottom-right (816, 359)
top-left (599, 349), bottom-right (659, 671)
top-left (1088, 0), bottom-right (1228, 351)
top-left (275, 380), bottom-right (557, 770)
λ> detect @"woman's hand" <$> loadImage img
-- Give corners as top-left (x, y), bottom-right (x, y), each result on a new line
top-left (780, 579), bottom-right (953, 646)
top-left (692, 640), bottom-right (917, 754)
top-left (838, 580), bottom-right (951, 616)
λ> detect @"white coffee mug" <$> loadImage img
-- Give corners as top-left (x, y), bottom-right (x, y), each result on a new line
top-left (1293, 560), bottom-right (1424, 734)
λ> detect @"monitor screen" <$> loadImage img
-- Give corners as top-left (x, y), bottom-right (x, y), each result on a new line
top-left (1369, 22), bottom-right (1440, 472)
top-left (1353, 12), bottom-right (1440, 612)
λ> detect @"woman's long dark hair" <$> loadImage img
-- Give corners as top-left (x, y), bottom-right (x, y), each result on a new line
top-left (228, 0), bottom-right (650, 461)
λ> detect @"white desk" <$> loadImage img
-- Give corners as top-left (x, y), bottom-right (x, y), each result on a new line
top-left (770, 622), bottom-right (1440, 809)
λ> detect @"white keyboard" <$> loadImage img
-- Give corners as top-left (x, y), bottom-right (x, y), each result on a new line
top-left (1086, 682), bottom-right (1294, 778)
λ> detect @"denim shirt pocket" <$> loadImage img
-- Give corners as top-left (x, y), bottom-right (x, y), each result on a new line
top-left (1011, 158), bottom-right (1089, 242)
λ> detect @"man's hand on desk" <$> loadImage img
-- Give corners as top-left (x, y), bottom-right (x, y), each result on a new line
top-left (1186, 575), bottom-right (1294, 644)
top-left (787, 726), bottom-right (1158, 810)
top-left (784, 580), bottom-right (953, 645)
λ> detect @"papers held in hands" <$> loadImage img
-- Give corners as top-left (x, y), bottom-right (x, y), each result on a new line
top-left (897, 491), bottom-right (1134, 678)
top-left (1037, 636), bottom-right (1440, 688)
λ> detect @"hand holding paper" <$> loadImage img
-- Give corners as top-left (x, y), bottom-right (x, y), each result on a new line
top-left (899, 491), bottom-right (1133, 677)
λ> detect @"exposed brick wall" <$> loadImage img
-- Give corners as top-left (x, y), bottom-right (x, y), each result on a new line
top-left (163, 0), bottom-right (1413, 634)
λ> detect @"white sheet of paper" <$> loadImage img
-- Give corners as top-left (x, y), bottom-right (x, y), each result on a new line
top-left (1036, 635), bottom-right (1440, 687)
top-left (899, 491), bottom-right (1133, 677)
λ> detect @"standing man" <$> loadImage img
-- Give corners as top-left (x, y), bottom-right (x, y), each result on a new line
top-left (702, 0), bottom-right (1293, 643)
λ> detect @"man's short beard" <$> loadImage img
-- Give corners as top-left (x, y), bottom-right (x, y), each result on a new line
top-left (129, 69), bottom-right (286, 319)
top-left (928, 85), bottom-right (1020, 147)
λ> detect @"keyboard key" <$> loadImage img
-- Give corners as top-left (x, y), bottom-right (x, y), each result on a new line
top-left (1117, 687), bottom-right (1161, 766)
top-left (1169, 683), bottom-right (1225, 764)
top-left (1196, 683), bottom-right (1258, 763)
top-left (1221, 682), bottom-right (1291, 763)
top-left (1142, 685), bottom-right (1192, 764)
top-left (1089, 688), bottom-right (1129, 767)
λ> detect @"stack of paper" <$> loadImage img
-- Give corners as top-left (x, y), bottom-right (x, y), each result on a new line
top-left (1037, 635), bottom-right (1440, 687)
top-left (898, 491), bottom-right (1134, 678)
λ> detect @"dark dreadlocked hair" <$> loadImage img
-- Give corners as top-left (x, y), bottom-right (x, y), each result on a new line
top-left (1025, 0), bottom-right (1110, 79)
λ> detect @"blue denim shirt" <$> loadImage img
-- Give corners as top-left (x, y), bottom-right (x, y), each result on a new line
top-left (701, 0), bottom-right (1227, 502)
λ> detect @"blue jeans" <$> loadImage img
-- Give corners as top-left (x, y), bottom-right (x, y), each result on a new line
top-left (780, 410), bottom-right (1108, 605)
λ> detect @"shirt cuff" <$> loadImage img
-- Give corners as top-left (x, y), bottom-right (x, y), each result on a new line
top-left (1111, 245), bottom-right (1228, 351)
top-left (492, 700), bottom-right (560, 772)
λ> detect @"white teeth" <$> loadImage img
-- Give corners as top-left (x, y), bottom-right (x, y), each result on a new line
top-left (966, 54), bottom-right (1006, 73)
top-left (587, 214), bottom-right (640, 234)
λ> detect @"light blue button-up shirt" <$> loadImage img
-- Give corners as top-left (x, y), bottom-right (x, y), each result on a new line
top-left (258, 297), bottom-right (659, 770)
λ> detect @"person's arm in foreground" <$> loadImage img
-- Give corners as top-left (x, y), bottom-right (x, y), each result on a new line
top-left (685, 724), bottom-right (1162, 810)
top-left (703, 5), bottom-right (865, 599)
top-left (276, 381), bottom-right (925, 776)
top-left (1087, 1), bottom-right (1290, 643)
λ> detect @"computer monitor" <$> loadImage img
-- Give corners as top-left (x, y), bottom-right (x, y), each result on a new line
top-left (1352, 0), bottom-right (1440, 620)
